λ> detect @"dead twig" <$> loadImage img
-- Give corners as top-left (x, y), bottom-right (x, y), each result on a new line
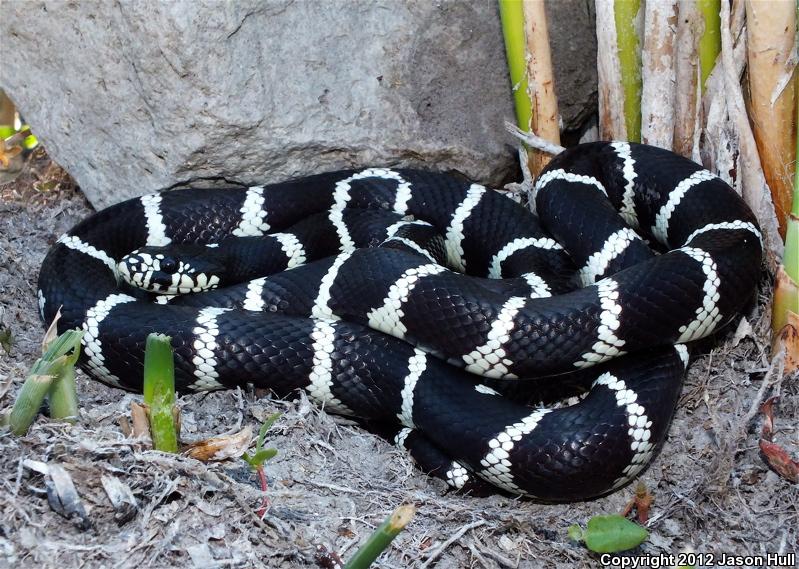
top-left (419, 520), bottom-right (487, 568)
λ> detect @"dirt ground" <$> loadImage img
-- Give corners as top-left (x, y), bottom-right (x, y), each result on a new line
top-left (0, 149), bottom-right (797, 569)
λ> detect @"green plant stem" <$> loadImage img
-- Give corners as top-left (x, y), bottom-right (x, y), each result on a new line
top-left (143, 333), bottom-right (179, 453)
top-left (8, 373), bottom-right (58, 435)
top-left (498, 0), bottom-right (532, 131)
top-left (698, 0), bottom-right (721, 92)
top-left (7, 330), bottom-right (83, 435)
top-left (48, 365), bottom-right (79, 422)
top-left (614, 0), bottom-right (642, 142)
top-left (344, 504), bottom-right (415, 569)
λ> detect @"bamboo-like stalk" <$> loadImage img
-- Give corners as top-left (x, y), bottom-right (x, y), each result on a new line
top-left (597, 1), bottom-right (626, 140)
top-left (745, 0), bottom-right (797, 239)
top-left (770, 70), bottom-right (799, 372)
top-left (521, 0), bottom-right (560, 176)
top-left (6, 330), bottom-right (83, 435)
top-left (641, 0), bottom-right (677, 148)
top-left (142, 333), bottom-right (179, 453)
top-left (700, 1), bottom-right (746, 184)
top-left (344, 504), bottom-right (415, 569)
top-left (697, 0), bottom-right (721, 91)
top-left (717, 0), bottom-right (784, 268)
top-left (614, 0), bottom-right (643, 143)
top-left (672, 0), bottom-right (701, 159)
top-left (499, 0), bottom-right (532, 132)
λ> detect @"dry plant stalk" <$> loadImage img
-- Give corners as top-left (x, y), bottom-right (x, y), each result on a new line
top-left (641, 0), bottom-right (678, 148)
top-left (672, 0), bottom-right (702, 159)
top-left (772, 268), bottom-right (799, 373)
top-left (745, 0), bottom-right (797, 239)
top-left (700, 1), bottom-right (746, 186)
top-left (717, 0), bottom-right (784, 267)
top-left (596, 0), bottom-right (627, 140)
top-left (521, 0), bottom-right (560, 176)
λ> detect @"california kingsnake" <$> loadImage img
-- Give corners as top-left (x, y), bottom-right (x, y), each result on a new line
top-left (37, 142), bottom-right (762, 502)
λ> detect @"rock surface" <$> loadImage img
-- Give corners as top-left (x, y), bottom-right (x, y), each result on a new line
top-left (1, 0), bottom-right (596, 208)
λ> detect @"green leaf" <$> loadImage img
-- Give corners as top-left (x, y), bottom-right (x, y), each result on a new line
top-left (579, 515), bottom-right (648, 553)
top-left (567, 524), bottom-right (585, 543)
top-left (243, 448), bottom-right (278, 468)
top-left (255, 412), bottom-right (282, 451)
top-left (251, 448), bottom-right (278, 465)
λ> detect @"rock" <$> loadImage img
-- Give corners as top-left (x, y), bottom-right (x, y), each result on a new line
top-left (0, 0), bottom-right (596, 208)
top-left (546, 0), bottom-right (598, 141)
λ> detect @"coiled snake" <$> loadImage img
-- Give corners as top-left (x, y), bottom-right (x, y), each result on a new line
top-left (38, 142), bottom-right (762, 502)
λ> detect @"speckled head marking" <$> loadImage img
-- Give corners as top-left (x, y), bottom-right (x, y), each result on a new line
top-left (118, 245), bottom-right (223, 295)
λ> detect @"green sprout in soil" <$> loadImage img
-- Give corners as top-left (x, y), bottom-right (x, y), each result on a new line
top-left (4, 328), bottom-right (83, 435)
top-left (344, 504), bottom-right (416, 569)
top-left (142, 333), bottom-right (180, 452)
top-left (242, 412), bottom-right (281, 517)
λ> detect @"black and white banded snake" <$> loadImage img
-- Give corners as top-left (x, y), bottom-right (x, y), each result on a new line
top-left (37, 142), bottom-right (762, 502)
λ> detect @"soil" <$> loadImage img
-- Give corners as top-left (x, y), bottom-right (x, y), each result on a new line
top-left (0, 149), bottom-right (797, 569)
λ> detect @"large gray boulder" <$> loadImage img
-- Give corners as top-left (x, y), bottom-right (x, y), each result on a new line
top-left (1, 0), bottom-right (596, 208)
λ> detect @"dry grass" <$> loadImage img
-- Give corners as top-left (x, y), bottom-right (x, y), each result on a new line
top-left (0, 151), bottom-right (796, 568)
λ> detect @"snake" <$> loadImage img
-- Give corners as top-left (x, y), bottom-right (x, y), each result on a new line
top-left (37, 142), bottom-right (762, 502)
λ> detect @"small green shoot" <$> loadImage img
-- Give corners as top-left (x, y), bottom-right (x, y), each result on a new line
top-left (242, 412), bottom-right (282, 469)
top-left (48, 364), bottom-right (79, 422)
top-left (242, 412), bottom-right (281, 517)
top-left (142, 333), bottom-right (179, 452)
top-left (568, 514), bottom-right (648, 553)
top-left (5, 328), bottom-right (83, 435)
top-left (344, 504), bottom-right (416, 569)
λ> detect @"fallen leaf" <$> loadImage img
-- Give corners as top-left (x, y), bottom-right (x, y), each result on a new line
top-left (183, 425), bottom-right (253, 461)
top-left (759, 396), bottom-right (799, 483)
top-left (568, 514), bottom-right (648, 553)
top-left (41, 307), bottom-right (62, 353)
top-left (130, 401), bottom-right (152, 442)
top-left (758, 440), bottom-right (799, 483)
top-left (731, 316), bottom-right (754, 347)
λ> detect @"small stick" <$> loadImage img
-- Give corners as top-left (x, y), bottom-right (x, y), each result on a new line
top-left (419, 520), bottom-right (487, 569)
top-left (505, 122), bottom-right (565, 156)
top-left (521, 0), bottom-right (561, 176)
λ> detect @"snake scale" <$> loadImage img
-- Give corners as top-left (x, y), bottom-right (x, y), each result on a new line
top-left (37, 142), bottom-right (762, 502)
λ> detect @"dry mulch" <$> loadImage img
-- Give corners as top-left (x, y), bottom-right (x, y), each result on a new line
top-left (0, 149), bottom-right (797, 568)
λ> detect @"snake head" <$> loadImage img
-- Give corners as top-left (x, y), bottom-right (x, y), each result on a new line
top-left (118, 245), bottom-right (224, 295)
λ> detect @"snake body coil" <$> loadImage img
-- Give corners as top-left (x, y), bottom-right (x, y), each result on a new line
top-left (38, 142), bottom-right (762, 501)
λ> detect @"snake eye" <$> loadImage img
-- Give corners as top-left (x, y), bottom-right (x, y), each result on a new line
top-left (160, 258), bottom-right (177, 273)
